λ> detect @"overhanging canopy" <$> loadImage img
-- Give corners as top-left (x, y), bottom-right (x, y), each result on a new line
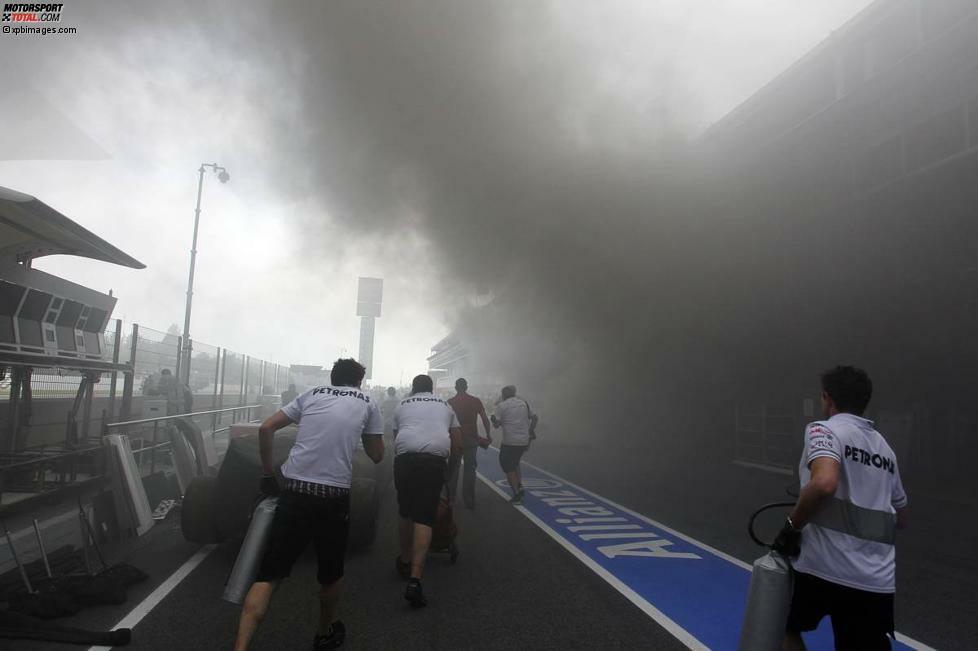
top-left (0, 186), bottom-right (145, 269)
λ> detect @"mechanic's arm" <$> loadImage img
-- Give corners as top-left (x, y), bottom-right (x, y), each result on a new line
top-left (788, 457), bottom-right (840, 528)
top-left (479, 405), bottom-right (491, 438)
top-left (259, 410), bottom-right (294, 475)
top-left (362, 434), bottom-right (384, 464)
top-left (529, 413), bottom-right (539, 437)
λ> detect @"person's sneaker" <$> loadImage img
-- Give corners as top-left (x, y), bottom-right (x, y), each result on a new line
top-left (510, 493), bottom-right (523, 505)
top-left (404, 579), bottom-right (427, 608)
top-left (313, 620), bottom-right (345, 649)
top-left (395, 555), bottom-right (410, 580)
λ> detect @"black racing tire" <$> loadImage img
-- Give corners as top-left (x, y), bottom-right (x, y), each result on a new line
top-left (181, 476), bottom-right (221, 543)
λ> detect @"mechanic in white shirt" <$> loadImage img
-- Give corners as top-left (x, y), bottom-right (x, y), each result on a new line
top-left (392, 374), bottom-right (460, 608)
top-left (234, 358), bottom-right (384, 651)
top-left (490, 385), bottom-right (538, 505)
top-left (773, 366), bottom-right (909, 651)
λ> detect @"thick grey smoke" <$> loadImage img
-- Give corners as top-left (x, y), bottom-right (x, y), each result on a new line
top-left (266, 1), bottom-right (706, 437)
top-left (253, 0), bottom-right (978, 453)
top-left (53, 0), bottom-right (865, 441)
top-left (11, 0), bottom-right (959, 448)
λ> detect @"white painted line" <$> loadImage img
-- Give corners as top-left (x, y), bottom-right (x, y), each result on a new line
top-left (519, 457), bottom-right (754, 571)
top-left (87, 544), bottom-right (217, 651)
top-left (894, 633), bottom-right (938, 651)
top-left (488, 454), bottom-right (937, 651)
top-left (477, 473), bottom-right (708, 651)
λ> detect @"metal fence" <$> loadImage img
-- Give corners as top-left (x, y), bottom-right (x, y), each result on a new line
top-left (0, 320), bottom-right (294, 452)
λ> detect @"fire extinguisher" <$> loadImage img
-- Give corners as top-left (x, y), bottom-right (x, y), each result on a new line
top-left (738, 501), bottom-right (796, 651)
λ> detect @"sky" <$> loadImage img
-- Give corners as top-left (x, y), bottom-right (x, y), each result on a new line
top-left (0, 0), bottom-right (874, 386)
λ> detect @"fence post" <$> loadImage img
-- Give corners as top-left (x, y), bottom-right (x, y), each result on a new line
top-left (80, 373), bottom-right (95, 441)
top-left (120, 323), bottom-right (139, 421)
top-left (217, 349), bottom-right (227, 428)
top-left (4, 368), bottom-right (24, 453)
top-left (238, 355), bottom-right (248, 424)
top-left (150, 421), bottom-right (158, 475)
top-left (211, 347), bottom-right (222, 434)
top-left (108, 318), bottom-right (122, 419)
top-left (174, 336), bottom-right (183, 385)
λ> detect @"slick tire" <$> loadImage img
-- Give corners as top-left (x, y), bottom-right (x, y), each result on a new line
top-left (181, 476), bottom-right (220, 543)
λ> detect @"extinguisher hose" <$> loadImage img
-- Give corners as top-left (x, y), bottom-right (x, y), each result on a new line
top-left (748, 502), bottom-right (796, 548)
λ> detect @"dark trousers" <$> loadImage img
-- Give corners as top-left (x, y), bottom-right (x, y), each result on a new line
top-left (447, 445), bottom-right (478, 507)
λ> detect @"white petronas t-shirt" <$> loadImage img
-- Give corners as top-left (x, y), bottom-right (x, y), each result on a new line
top-left (494, 396), bottom-right (535, 446)
top-left (794, 413), bottom-right (908, 593)
top-left (279, 385), bottom-right (384, 488)
top-left (393, 393), bottom-right (459, 458)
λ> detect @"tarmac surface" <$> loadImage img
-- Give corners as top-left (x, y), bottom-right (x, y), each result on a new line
top-left (528, 443), bottom-right (973, 651)
top-left (7, 458), bottom-right (681, 650)
top-left (6, 441), bottom-right (967, 650)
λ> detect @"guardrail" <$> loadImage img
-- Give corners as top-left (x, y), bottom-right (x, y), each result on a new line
top-left (0, 442), bottom-right (105, 513)
top-left (103, 404), bottom-right (261, 475)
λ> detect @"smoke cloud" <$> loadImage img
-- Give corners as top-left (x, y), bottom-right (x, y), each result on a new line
top-left (4, 0), bottom-right (910, 444)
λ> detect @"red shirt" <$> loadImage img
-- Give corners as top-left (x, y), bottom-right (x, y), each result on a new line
top-left (447, 393), bottom-right (488, 446)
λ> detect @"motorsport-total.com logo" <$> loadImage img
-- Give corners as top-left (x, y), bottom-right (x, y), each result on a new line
top-left (2, 3), bottom-right (64, 23)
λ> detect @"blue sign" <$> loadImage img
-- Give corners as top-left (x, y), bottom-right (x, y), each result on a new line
top-left (476, 447), bottom-right (926, 651)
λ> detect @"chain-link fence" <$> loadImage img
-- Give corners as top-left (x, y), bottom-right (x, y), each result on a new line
top-left (267, 363), bottom-right (291, 396)
top-left (189, 343), bottom-right (219, 393)
top-left (131, 325), bottom-right (182, 399)
top-left (221, 351), bottom-right (244, 407)
top-left (1, 320), bottom-right (292, 453)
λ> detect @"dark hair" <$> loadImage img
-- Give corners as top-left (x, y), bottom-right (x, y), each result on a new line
top-left (387, 386), bottom-right (396, 395)
top-left (501, 385), bottom-right (516, 399)
top-left (411, 374), bottom-right (434, 394)
top-left (331, 358), bottom-right (366, 387)
top-left (455, 378), bottom-right (468, 390)
top-left (821, 366), bottom-right (873, 415)
top-left (161, 369), bottom-right (172, 376)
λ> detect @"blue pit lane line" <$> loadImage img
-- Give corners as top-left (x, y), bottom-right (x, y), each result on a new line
top-left (476, 447), bottom-right (934, 651)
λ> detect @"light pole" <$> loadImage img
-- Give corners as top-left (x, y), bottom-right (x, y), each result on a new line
top-left (181, 162), bottom-right (230, 383)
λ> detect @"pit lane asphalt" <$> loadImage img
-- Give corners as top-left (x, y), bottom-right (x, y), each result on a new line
top-left (9, 466), bottom-right (682, 650)
top-left (7, 442), bottom-right (958, 650)
top-left (528, 443), bottom-right (967, 651)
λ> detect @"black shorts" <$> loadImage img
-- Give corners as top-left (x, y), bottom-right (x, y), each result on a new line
top-left (255, 490), bottom-right (350, 586)
top-left (499, 444), bottom-right (528, 473)
top-left (394, 453), bottom-right (446, 527)
top-left (787, 571), bottom-right (895, 650)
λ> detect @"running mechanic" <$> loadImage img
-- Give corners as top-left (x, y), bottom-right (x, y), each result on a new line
top-left (774, 366), bottom-right (909, 650)
top-left (490, 385), bottom-right (538, 505)
top-left (233, 358), bottom-right (384, 651)
top-left (447, 378), bottom-right (492, 509)
top-left (393, 374), bottom-right (460, 607)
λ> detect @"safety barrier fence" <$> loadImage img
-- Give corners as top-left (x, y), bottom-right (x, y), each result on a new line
top-left (104, 404), bottom-right (263, 475)
top-left (0, 318), bottom-right (290, 511)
